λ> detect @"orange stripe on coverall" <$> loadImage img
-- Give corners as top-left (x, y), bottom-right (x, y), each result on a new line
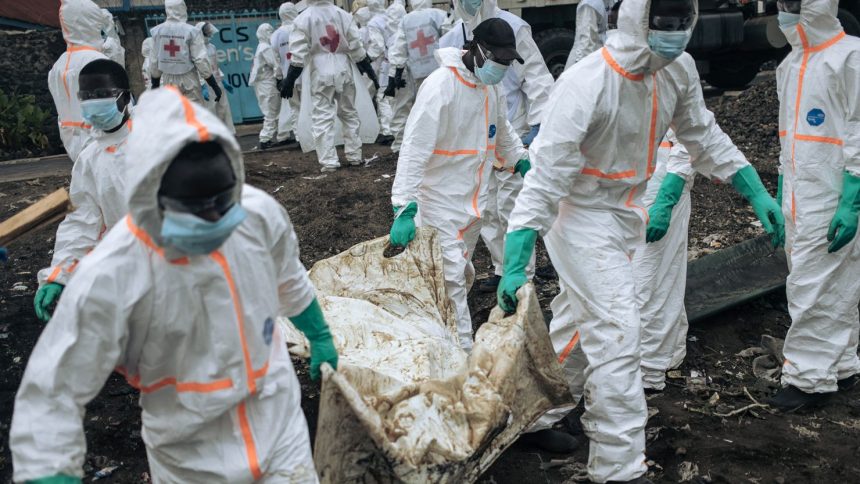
top-left (166, 86), bottom-right (211, 142)
top-left (647, 74), bottom-right (659, 177)
top-left (238, 402), bottom-right (263, 480)
top-left (581, 167), bottom-right (637, 180)
top-left (558, 331), bottom-right (581, 364)
top-left (126, 216), bottom-right (189, 264)
top-left (601, 48), bottom-right (645, 81)
top-left (449, 67), bottom-right (477, 88)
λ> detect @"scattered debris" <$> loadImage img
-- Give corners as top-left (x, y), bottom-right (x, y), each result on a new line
top-left (791, 424), bottom-right (820, 441)
top-left (272, 185), bottom-right (284, 194)
top-left (301, 175), bottom-right (328, 180)
top-left (678, 461), bottom-right (700, 482)
top-left (11, 283), bottom-right (27, 292)
top-left (93, 466), bottom-right (119, 480)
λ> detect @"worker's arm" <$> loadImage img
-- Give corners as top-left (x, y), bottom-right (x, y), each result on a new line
top-left (189, 29), bottom-right (214, 79)
top-left (510, 25), bottom-right (553, 127)
top-left (345, 14), bottom-right (369, 63)
top-left (262, 45), bottom-right (283, 80)
top-left (842, 50), bottom-right (860, 178)
top-left (388, 21), bottom-right (409, 69)
top-left (494, 87), bottom-right (529, 171)
top-left (367, 24), bottom-right (387, 61)
top-left (665, 130), bottom-right (694, 182)
top-left (288, 21), bottom-right (309, 67)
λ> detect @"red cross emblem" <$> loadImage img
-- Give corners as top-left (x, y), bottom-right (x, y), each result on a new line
top-left (320, 25), bottom-right (340, 53)
top-left (410, 30), bottom-right (436, 56)
top-left (164, 39), bottom-right (181, 57)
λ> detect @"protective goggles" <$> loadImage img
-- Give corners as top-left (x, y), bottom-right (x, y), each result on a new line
top-left (476, 43), bottom-right (513, 66)
top-left (77, 87), bottom-right (128, 102)
top-left (777, 0), bottom-right (802, 13)
top-left (649, 0), bottom-right (696, 31)
top-left (158, 186), bottom-right (236, 215)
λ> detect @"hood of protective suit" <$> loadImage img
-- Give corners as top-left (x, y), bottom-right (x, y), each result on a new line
top-left (355, 7), bottom-right (372, 27)
top-left (435, 46), bottom-right (479, 82)
top-left (59, 0), bottom-right (107, 48)
top-left (410, 0), bottom-right (432, 11)
top-left (783, 0), bottom-right (843, 48)
top-left (165, 0), bottom-right (189, 22)
top-left (126, 88), bottom-right (244, 250)
top-left (279, 2), bottom-right (298, 24)
top-left (295, 0), bottom-right (309, 12)
top-left (604, 0), bottom-right (697, 74)
top-left (386, 3), bottom-right (407, 34)
top-left (367, 0), bottom-right (385, 14)
top-left (257, 23), bottom-right (274, 44)
top-left (453, 0), bottom-right (499, 32)
top-left (100, 9), bottom-right (116, 35)
top-left (142, 37), bottom-right (153, 58)
top-left (195, 21), bottom-right (218, 38)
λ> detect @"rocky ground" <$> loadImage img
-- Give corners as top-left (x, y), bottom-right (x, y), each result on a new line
top-left (2, 72), bottom-right (859, 484)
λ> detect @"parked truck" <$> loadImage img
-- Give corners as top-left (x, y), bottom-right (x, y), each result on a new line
top-left (501, 0), bottom-right (860, 88)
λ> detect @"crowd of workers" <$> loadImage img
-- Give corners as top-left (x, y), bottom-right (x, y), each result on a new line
top-left (6, 0), bottom-right (859, 482)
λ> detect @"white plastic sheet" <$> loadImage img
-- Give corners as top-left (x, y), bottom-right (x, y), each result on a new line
top-left (281, 228), bottom-right (574, 483)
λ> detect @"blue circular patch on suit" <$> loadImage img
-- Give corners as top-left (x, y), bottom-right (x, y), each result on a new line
top-left (807, 108), bottom-right (825, 127)
top-left (489, 124), bottom-right (496, 138)
top-left (263, 317), bottom-right (274, 345)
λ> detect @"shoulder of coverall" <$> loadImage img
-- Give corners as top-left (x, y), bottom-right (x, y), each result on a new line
top-left (496, 9), bottom-right (529, 35)
top-left (124, 88), bottom-right (244, 248)
top-left (453, 0), bottom-right (500, 31)
top-left (434, 46), bottom-right (481, 84)
top-left (59, 0), bottom-right (106, 48)
top-left (793, 0), bottom-right (845, 47)
top-left (577, 0), bottom-right (608, 15)
top-left (409, 0), bottom-right (432, 11)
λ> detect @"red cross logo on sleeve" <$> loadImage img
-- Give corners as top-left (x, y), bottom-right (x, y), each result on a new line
top-left (410, 30), bottom-right (436, 56)
top-left (319, 25), bottom-right (341, 53)
top-left (164, 39), bottom-right (181, 57)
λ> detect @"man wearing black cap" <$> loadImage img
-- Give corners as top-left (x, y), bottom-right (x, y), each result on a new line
top-left (388, 18), bottom-right (530, 353)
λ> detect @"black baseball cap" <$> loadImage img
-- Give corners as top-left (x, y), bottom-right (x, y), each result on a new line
top-left (472, 18), bottom-right (524, 64)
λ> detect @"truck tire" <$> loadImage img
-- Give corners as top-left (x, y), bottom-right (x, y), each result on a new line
top-left (704, 61), bottom-right (761, 90)
top-left (838, 7), bottom-right (860, 36)
top-left (533, 28), bottom-right (575, 79)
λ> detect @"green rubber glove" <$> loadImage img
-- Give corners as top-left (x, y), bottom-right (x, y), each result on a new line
top-left (646, 172), bottom-right (686, 243)
top-left (732, 165), bottom-right (785, 248)
top-left (515, 158), bottom-right (531, 178)
top-left (827, 171), bottom-right (860, 253)
top-left (289, 298), bottom-right (338, 381)
top-left (776, 173), bottom-right (784, 209)
top-left (497, 228), bottom-right (538, 313)
top-left (34, 282), bottom-right (64, 323)
top-left (390, 202), bottom-right (418, 248)
top-left (28, 475), bottom-right (82, 484)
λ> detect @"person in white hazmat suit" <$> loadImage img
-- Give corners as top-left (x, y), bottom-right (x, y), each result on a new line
top-left (439, 0), bottom-right (553, 293)
top-left (377, 2), bottom-right (409, 142)
top-left (364, 0), bottom-right (390, 97)
top-left (564, 0), bottom-right (616, 70)
top-left (149, 0), bottom-right (220, 106)
top-left (10, 87), bottom-right (338, 484)
top-left (250, 23), bottom-right (284, 150)
top-left (389, 19), bottom-right (530, 351)
top-left (33, 59), bottom-right (134, 324)
top-left (272, 2), bottom-right (301, 144)
top-left (142, 37), bottom-right (154, 90)
top-left (765, 0), bottom-right (860, 411)
top-left (383, 0), bottom-right (448, 153)
top-left (281, 0), bottom-right (379, 171)
top-left (196, 22), bottom-right (236, 134)
top-left (49, 0), bottom-right (109, 163)
top-left (496, 0), bottom-right (785, 480)
top-left (100, 9), bottom-right (125, 66)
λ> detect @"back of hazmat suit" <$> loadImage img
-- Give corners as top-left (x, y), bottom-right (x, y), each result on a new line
top-left (149, 0), bottom-right (213, 104)
top-left (100, 9), bottom-right (125, 66)
top-left (141, 37), bottom-right (153, 90)
top-left (634, 130), bottom-right (694, 391)
top-left (390, 47), bottom-right (528, 350)
top-left (386, 0), bottom-right (448, 151)
top-left (11, 87), bottom-right (320, 483)
top-left (49, 0), bottom-right (109, 163)
top-left (272, 2), bottom-right (301, 142)
top-left (440, 0), bottom-right (553, 281)
top-left (505, 0), bottom-right (767, 479)
top-left (564, 0), bottom-right (613, 70)
top-left (250, 23), bottom-right (283, 145)
top-left (289, 0), bottom-right (368, 169)
top-left (778, 0), bottom-right (860, 394)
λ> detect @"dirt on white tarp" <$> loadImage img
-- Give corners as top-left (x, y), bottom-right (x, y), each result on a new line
top-left (280, 228), bottom-right (575, 483)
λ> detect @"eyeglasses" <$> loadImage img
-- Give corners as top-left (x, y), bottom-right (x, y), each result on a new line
top-left (77, 88), bottom-right (128, 101)
top-left (649, 0), bottom-right (696, 31)
top-left (476, 43), bottom-right (513, 67)
top-left (158, 186), bottom-right (236, 215)
top-left (776, 0), bottom-right (802, 13)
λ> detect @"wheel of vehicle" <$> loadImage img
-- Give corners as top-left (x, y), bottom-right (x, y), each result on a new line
top-left (703, 61), bottom-right (761, 90)
top-left (533, 28), bottom-right (575, 79)
top-left (838, 6), bottom-right (860, 36)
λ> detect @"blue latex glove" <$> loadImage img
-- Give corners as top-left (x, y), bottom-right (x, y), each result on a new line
top-left (202, 84), bottom-right (210, 101)
top-left (222, 79), bottom-right (234, 93)
top-left (521, 124), bottom-right (540, 147)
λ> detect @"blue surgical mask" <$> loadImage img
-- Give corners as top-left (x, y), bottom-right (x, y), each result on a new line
top-left (161, 204), bottom-right (247, 255)
top-left (80, 96), bottom-right (126, 131)
top-left (475, 58), bottom-right (508, 85)
top-left (778, 11), bottom-right (801, 29)
top-left (462, 0), bottom-right (482, 16)
top-left (647, 30), bottom-right (692, 60)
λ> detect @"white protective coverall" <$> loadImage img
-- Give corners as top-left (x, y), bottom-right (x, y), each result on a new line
top-left (378, 3), bottom-right (408, 137)
top-left (142, 37), bottom-right (154, 90)
top-left (779, 0), bottom-right (860, 393)
top-left (507, 0), bottom-right (750, 479)
top-left (250, 23), bottom-right (283, 144)
top-left (49, 0), bottom-right (109, 163)
top-left (11, 87), bottom-right (318, 483)
top-left (391, 47), bottom-right (528, 350)
top-left (36, 119), bottom-right (132, 288)
top-left (440, 0), bottom-right (554, 279)
top-left (100, 9), bottom-right (126, 66)
top-left (387, 0), bottom-right (448, 152)
top-left (149, 0), bottom-right (213, 105)
top-left (195, 22), bottom-right (236, 134)
top-left (272, 2), bottom-right (301, 142)
top-left (635, 130), bottom-right (695, 391)
top-left (365, 0), bottom-right (389, 88)
top-left (289, 0), bottom-right (370, 168)
top-left (564, 0), bottom-right (613, 70)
